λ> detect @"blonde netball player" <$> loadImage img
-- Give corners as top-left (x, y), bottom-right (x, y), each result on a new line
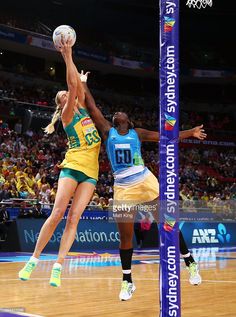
top-left (80, 72), bottom-right (205, 300)
top-left (18, 39), bottom-right (101, 287)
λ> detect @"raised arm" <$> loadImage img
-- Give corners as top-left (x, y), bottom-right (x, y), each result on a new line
top-left (80, 72), bottom-right (111, 140)
top-left (60, 45), bottom-right (85, 109)
top-left (136, 125), bottom-right (206, 142)
top-left (59, 39), bottom-right (78, 125)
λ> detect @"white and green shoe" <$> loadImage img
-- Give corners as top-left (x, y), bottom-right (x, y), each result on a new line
top-left (119, 280), bottom-right (136, 301)
top-left (188, 262), bottom-right (202, 285)
top-left (18, 261), bottom-right (37, 281)
top-left (49, 266), bottom-right (62, 287)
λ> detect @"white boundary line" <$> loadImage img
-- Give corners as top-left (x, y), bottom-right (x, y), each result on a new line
top-left (0, 254), bottom-right (159, 264)
top-left (0, 277), bottom-right (236, 283)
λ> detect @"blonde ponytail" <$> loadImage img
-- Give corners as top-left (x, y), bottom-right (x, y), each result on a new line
top-left (43, 92), bottom-right (62, 134)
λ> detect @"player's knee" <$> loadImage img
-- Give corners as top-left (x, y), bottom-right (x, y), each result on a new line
top-left (119, 231), bottom-right (133, 245)
top-left (49, 207), bottom-right (65, 226)
top-left (66, 213), bottom-right (80, 228)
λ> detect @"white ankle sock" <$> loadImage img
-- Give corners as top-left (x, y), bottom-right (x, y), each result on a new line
top-left (53, 263), bottom-right (62, 269)
top-left (29, 256), bottom-right (39, 264)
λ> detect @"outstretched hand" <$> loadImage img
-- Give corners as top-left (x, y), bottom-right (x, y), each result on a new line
top-left (56, 35), bottom-right (73, 59)
top-left (192, 124), bottom-right (207, 140)
top-left (80, 70), bottom-right (90, 83)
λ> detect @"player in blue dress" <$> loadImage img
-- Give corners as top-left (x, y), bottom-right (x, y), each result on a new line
top-left (80, 71), bottom-right (206, 300)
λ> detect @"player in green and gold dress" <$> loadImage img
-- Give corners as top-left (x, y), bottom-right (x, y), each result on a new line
top-left (19, 37), bottom-right (101, 287)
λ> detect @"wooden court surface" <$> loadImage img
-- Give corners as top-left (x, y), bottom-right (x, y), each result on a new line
top-left (0, 250), bottom-right (236, 317)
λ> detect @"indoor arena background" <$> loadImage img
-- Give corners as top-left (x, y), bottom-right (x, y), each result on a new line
top-left (0, 1), bottom-right (235, 316)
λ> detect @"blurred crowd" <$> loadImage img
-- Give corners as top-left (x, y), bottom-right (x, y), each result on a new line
top-left (0, 119), bottom-right (235, 216)
top-left (0, 69), bottom-right (236, 216)
top-left (0, 79), bottom-right (58, 108)
top-left (0, 10), bottom-right (235, 227)
top-left (1, 78), bottom-right (235, 134)
top-left (180, 111), bottom-right (233, 132)
top-left (179, 147), bottom-right (236, 216)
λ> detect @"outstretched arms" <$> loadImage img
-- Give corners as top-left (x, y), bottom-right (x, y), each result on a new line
top-left (135, 128), bottom-right (160, 142)
top-left (59, 39), bottom-right (78, 125)
top-left (136, 125), bottom-right (207, 142)
top-left (59, 43), bottom-right (85, 109)
top-left (179, 125), bottom-right (206, 140)
top-left (80, 72), bottom-right (111, 140)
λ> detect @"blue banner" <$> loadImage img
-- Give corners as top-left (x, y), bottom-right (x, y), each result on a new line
top-left (159, 1), bottom-right (181, 316)
top-left (7, 208), bottom-right (110, 220)
top-left (81, 210), bottom-right (110, 220)
top-left (76, 48), bottom-right (109, 63)
top-left (0, 25), bottom-right (154, 71)
top-left (15, 219), bottom-right (121, 252)
top-left (0, 25), bottom-right (27, 43)
top-left (180, 222), bottom-right (236, 248)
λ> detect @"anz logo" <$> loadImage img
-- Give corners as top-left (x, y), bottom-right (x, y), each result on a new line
top-left (192, 223), bottom-right (231, 244)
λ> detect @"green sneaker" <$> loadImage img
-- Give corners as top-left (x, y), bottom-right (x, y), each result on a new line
top-left (49, 267), bottom-right (62, 287)
top-left (188, 262), bottom-right (202, 285)
top-left (18, 261), bottom-right (37, 281)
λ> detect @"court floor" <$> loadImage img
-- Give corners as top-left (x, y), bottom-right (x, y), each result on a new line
top-left (0, 248), bottom-right (236, 317)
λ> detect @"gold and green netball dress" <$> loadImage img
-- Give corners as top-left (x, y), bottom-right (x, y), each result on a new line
top-left (59, 108), bottom-right (101, 184)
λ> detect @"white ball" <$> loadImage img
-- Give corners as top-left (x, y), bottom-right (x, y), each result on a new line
top-left (52, 25), bottom-right (76, 49)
